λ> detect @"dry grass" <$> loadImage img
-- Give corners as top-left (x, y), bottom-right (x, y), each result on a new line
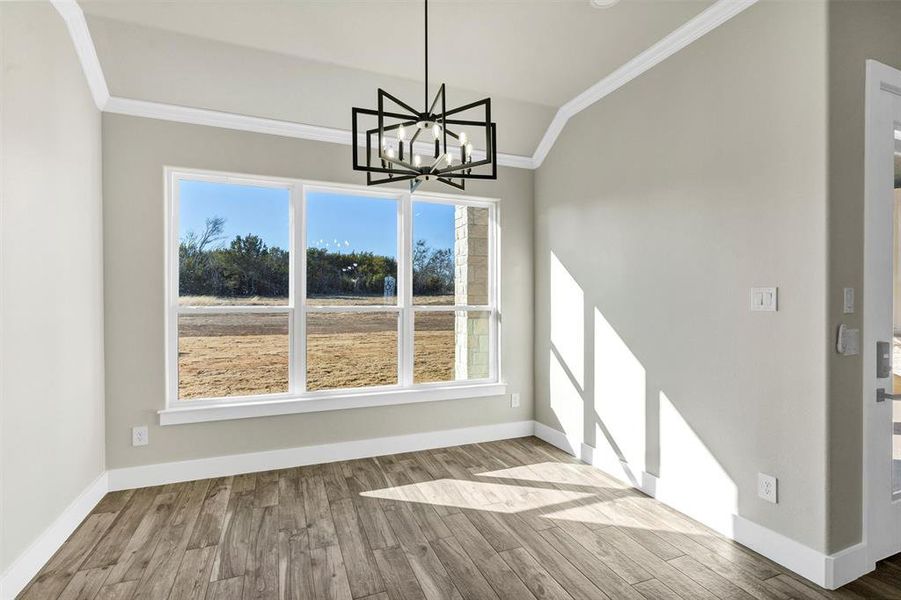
top-left (179, 295), bottom-right (288, 306)
top-left (177, 309), bottom-right (456, 399)
top-left (179, 294), bottom-right (456, 306)
top-left (178, 334), bottom-right (290, 399)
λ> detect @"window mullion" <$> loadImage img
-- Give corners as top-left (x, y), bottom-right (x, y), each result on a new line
top-left (401, 192), bottom-right (414, 387)
top-left (304, 305), bottom-right (402, 314)
top-left (490, 202), bottom-right (500, 383)
top-left (166, 172), bottom-right (181, 407)
top-left (294, 182), bottom-right (307, 394)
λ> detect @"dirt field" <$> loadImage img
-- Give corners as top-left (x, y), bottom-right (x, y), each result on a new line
top-left (179, 294), bottom-right (457, 306)
top-left (177, 300), bottom-right (458, 399)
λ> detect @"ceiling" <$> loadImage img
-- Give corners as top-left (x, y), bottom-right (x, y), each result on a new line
top-left (80, 0), bottom-right (714, 156)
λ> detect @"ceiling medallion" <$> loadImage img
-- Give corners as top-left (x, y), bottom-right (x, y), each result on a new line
top-left (351, 0), bottom-right (497, 192)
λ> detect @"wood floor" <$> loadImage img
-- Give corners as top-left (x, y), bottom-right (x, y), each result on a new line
top-left (17, 436), bottom-right (900, 600)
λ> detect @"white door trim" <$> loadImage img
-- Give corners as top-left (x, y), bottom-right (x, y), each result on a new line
top-left (863, 59), bottom-right (901, 566)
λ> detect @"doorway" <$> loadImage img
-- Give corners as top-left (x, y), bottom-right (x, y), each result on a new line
top-left (864, 59), bottom-right (901, 566)
top-left (894, 184), bottom-right (901, 497)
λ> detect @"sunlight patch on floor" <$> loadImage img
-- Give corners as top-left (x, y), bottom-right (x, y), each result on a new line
top-left (475, 462), bottom-right (627, 489)
top-left (361, 478), bottom-right (592, 511)
top-left (542, 500), bottom-right (699, 533)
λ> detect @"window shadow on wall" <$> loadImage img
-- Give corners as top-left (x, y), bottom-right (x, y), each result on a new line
top-left (545, 251), bottom-right (737, 534)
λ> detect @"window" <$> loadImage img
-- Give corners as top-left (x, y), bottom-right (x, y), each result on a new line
top-left (165, 169), bottom-right (501, 421)
top-left (304, 190), bottom-right (399, 392)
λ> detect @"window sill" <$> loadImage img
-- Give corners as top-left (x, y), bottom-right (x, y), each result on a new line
top-left (158, 382), bottom-right (508, 426)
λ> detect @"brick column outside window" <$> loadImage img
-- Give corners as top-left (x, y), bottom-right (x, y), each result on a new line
top-left (454, 206), bottom-right (489, 379)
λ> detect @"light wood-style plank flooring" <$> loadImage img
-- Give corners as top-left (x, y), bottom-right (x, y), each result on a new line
top-left (17, 437), bottom-right (899, 599)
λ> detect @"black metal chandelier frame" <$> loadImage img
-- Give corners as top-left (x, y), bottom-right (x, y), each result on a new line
top-left (351, 0), bottom-right (497, 192)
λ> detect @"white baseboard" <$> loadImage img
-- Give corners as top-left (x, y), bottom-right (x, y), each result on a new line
top-left (0, 472), bottom-right (109, 600)
top-left (108, 420), bottom-right (535, 491)
top-left (1, 420), bottom-right (534, 599)
top-left (534, 423), bottom-right (873, 590)
top-left (1, 421), bottom-right (871, 597)
top-left (824, 540), bottom-right (871, 589)
top-left (533, 421), bottom-right (583, 457)
top-left (733, 515), bottom-right (871, 589)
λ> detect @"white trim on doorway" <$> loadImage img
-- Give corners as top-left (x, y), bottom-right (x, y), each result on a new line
top-left (51, 0), bottom-right (759, 170)
top-left (863, 59), bottom-right (901, 571)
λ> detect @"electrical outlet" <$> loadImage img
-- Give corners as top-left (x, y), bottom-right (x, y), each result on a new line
top-left (758, 473), bottom-right (777, 504)
top-left (132, 425), bottom-right (149, 447)
top-left (511, 393), bottom-right (521, 408)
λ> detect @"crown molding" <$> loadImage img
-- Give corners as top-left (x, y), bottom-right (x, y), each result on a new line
top-left (104, 97), bottom-right (537, 169)
top-left (51, 1), bottom-right (536, 169)
top-left (105, 96), bottom-right (353, 145)
top-left (531, 0), bottom-right (759, 167)
top-left (51, 0), bottom-right (109, 110)
top-left (54, 0), bottom-right (756, 172)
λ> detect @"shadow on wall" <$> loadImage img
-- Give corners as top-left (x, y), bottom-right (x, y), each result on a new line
top-left (546, 252), bottom-right (738, 534)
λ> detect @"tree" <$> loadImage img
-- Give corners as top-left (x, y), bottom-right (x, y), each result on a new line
top-left (412, 239), bottom-right (454, 296)
top-left (179, 217), bottom-right (227, 296)
top-left (179, 219), bottom-right (450, 300)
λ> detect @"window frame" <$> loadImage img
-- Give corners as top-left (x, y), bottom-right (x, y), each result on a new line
top-left (162, 167), bottom-right (503, 424)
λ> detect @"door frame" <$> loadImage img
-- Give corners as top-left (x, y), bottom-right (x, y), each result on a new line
top-left (863, 59), bottom-right (901, 566)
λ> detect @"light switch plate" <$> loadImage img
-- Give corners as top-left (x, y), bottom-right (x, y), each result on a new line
top-left (750, 287), bottom-right (778, 312)
top-left (511, 393), bottom-right (521, 408)
top-left (843, 287), bottom-right (855, 314)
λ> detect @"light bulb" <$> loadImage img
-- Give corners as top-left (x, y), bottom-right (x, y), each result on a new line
top-left (465, 142), bottom-right (473, 157)
top-left (459, 131), bottom-right (468, 145)
top-left (397, 126), bottom-right (407, 141)
top-left (446, 153), bottom-right (454, 165)
top-left (413, 154), bottom-right (422, 167)
top-left (386, 147), bottom-right (395, 159)
top-left (432, 124), bottom-right (441, 139)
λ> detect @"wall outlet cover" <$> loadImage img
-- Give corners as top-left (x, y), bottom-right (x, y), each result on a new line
top-left (511, 393), bottom-right (521, 408)
top-left (758, 472), bottom-right (778, 504)
top-left (132, 425), bottom-right (149, 447)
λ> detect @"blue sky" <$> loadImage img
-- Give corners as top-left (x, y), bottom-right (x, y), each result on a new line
top-left (179, 180), bottom-right (456, 256)
top-left (179, 180), bottom-right (290, 249)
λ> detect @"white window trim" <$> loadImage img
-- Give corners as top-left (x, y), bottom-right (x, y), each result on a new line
top-left (161, 166), bottom-right (504, 425)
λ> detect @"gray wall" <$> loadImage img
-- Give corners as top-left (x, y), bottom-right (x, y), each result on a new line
top-left (534, 1), bottom-right (831, 552)
top-left (86, 15), bottom-right (553, 157)
top-left (0, 2), bottom-right (105, 573)
top-left (102, 114), bottom-right (533, 468)
top-left (826, 0), bottom-right (901, 553)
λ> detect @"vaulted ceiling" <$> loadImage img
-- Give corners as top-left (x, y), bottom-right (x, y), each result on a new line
top-left (79, 0), bottom-right (714, 157)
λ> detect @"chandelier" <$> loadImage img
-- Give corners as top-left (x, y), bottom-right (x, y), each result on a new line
top-left (351, 0), bottom-right (497, 192)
